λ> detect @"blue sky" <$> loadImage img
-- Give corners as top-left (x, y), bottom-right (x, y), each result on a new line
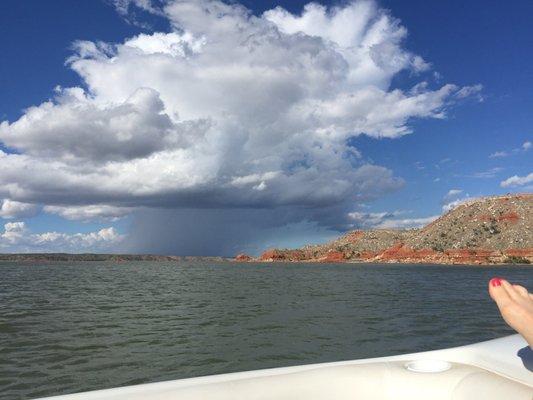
top-left (0, 0), bottom-right (531, 254)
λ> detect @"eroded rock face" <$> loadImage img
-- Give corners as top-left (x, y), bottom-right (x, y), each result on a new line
top-left (377, 244), bottom-right (439, 262)
top-left (505, 248), bottom-right (533, 257)
top-left (258, 249), bottom-right (306, 262)
top-left (259, 250), bottom-right (283, 261)
top-left (235, 253), bottom-right (252, 262)
top-left (239, 194), bottom-right (533, 264)
top-left (319, 250), bottom-right (346, 263)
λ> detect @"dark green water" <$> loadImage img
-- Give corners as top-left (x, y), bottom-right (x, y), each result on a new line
top-left (1, 262), bottom-right (531, 399)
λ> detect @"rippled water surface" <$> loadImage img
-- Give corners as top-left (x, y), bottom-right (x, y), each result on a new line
top-left (1, 261), bottom-right (532, 399)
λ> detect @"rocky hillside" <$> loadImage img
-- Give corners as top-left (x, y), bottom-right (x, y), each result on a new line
top-left (236, 194), bottom-right (533, 264)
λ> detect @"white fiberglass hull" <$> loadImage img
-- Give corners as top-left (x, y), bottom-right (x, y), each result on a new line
top-left (38, 334), bottom-right (532, 400)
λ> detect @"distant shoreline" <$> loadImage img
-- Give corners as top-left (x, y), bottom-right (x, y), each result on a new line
top-left (0, 254), bottom-right (231, 262)
top-left (0, 253), bottom-right (530, 265)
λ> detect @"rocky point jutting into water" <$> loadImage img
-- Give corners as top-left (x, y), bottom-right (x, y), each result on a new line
top-left (236, 194), bottom-right (533, 264)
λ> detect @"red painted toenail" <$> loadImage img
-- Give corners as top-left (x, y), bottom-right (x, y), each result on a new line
top-left (490, 277), bottom-right (502, 287)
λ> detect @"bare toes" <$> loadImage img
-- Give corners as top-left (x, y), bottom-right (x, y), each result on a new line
top-left (488, 277), bottom-right (512, 308)
top-left (512, 284), bottom-right (529, 298)
top-left (502, 279), bottom-right (522, 301)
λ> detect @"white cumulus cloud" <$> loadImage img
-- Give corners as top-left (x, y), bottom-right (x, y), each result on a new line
top-left (500, 172), bottom-right (533, 188)
top-left (489, 151), bottom-right (508, 158)
top-left (441, 189), bottom-right (470, 213)
top-left (0, 199), bottom-right (38, 219)
top-left (0, 0), bottom-right (482, 253)
top-left (444, 189), bottom-right (462, 200)
top-left (1, 221), bottom-right (27, 243)
top-left (464, 167), bottom-right (503, 179)
top-left (489, 140), bottom-right (531, 159)
top-left (0, 222), bottom-right (123, 252)
top-left (348, 210), bottom-right (437, 229)
top-left (375, 215), bottom-right (438, 229)
top-left (442, 198), bottom-right (470, 213)
top-left (43, 205), bottom-right (133, 222)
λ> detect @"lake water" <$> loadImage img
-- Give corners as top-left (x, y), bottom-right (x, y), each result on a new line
top-left (1, 261), bottom-right (532, 399)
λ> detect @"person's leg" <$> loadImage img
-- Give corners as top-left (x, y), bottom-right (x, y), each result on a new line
top-left (489, 277), bottom-right (533, 348)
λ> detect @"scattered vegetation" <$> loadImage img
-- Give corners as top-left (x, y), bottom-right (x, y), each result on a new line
top-left (431, 244), bottom-right (445, 252)
top-left (503, 256), bottom-right (531, 264)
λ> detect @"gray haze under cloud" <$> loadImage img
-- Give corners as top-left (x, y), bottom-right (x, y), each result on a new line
top-left (122, 208), bottom-right (342, 256)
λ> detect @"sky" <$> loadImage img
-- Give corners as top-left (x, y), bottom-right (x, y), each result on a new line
top-left (0, 0), bottom-right (531, 255)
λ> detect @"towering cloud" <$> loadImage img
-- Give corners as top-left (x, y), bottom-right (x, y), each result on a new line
top-left (0, 0), bottom-right (480, 253)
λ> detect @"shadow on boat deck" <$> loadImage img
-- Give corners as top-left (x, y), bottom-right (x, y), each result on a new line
top-left (517, 346), bottom-right (533, 372)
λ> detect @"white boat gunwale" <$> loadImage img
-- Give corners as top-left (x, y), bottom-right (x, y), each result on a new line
top-left (37, 334), bottom-right (533, 400)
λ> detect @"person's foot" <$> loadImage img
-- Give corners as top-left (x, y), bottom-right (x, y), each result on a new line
top-left (489, 277), bottom-right (533, 348)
